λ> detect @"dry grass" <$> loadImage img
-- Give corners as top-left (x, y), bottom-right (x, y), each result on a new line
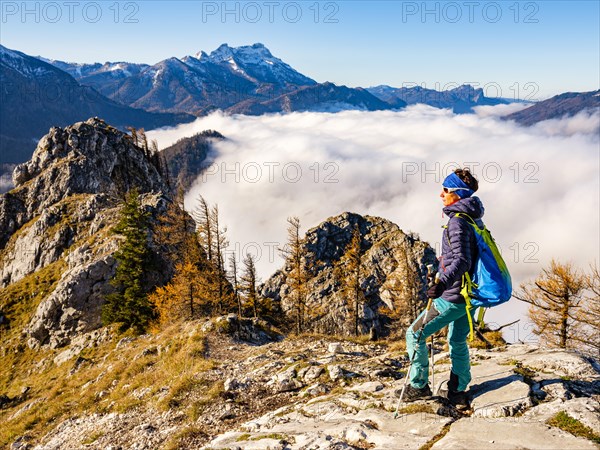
top-left (547, 411), bottom-right (600, 444)
top-left (419, 422), bottom-right (453, 450)
top-left (0, 321), bottom-right (216, 448)
top-left (0, 259), bottom-right (67, 343)
top-left (469, 330), bottom-right (506, 349)
top-left (386, 339), bottom-right (407, 354)
top-left (162, 425), bottom-right (208, 450)
top-left (396, 403), bottom-right (436, 415)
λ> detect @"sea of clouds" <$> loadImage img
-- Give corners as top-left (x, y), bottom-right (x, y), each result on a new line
top-left (148, 105), bottom-right (600, 342)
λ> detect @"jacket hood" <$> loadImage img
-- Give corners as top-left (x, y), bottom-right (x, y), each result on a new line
top-left (443, 196), bottom-right (485, 219)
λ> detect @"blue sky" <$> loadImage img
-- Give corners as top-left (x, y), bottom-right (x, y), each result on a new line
top-left (1, 1), bottom-right (599, 99)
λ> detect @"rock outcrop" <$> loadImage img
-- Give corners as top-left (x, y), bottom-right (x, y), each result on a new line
top-left (261, 212), bottom-right (437, 336)
top-left (0, 118), bottom-right (175, 348)
top-left (203, 343), bottom-right (600, 450)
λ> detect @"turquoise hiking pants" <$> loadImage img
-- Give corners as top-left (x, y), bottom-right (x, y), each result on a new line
top-left (405, 297), bottom-right (476, 392)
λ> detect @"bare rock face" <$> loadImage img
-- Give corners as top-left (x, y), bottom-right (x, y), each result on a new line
top-left (261, 212), bottom-right (437, 336)
top-left (0, 118), bottom-right (174, 348)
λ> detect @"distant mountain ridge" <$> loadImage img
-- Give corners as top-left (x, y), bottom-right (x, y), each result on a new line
top-left (193, 43), bottom-right (316, 86)
top-left (24, 42), bottom-right (564, 120)
top-left (226, 82), bottom-right (398, 115)
top-left (46, 43), bottom-right (519, 116)
top-left (504, 90), bottom-right (600, 125)
top-left (367, 84), bottom-right (510, 113)
top-left (0, 45), bottom-right (194, 166)
top-left (41, 43), bottom-right (398, 116)
top-left (44, 43), bottom-right (326, 114)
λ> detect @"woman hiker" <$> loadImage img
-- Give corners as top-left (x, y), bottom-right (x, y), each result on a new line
top-left (402, 168), bottom-right (482, 405)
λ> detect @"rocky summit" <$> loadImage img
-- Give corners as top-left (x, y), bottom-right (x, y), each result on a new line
top-left (0, 118), bottom-right (173, 348)
top-left (262, 212), bottom-right (437, 337)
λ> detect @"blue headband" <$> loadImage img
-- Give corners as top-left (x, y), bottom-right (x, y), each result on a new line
top-left (442, 173), bottom-right (474, 199)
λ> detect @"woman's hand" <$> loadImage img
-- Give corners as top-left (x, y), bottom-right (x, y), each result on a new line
top-left (427, 281), bottom-right (446, 299)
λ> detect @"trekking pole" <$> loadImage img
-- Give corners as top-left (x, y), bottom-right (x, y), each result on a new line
top-left (430, 337), bottom-right (435, 394)
top-left (394, 265), bottom-right (435, 419)
top-left (430, 272), bottom-right (440, 395)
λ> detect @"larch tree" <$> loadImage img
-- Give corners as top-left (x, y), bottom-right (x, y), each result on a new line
top-left (379, 241), bottom-right (425, 338)
top-left (241, 253), bottom-right (260, 319)
top-left (514, 259), bottom-right (587, 349)
top-left (150, 190), bottom-right (210, 324)
top-left (153, 189), bottom-right (200, 267)
top-left (150, 261), bottom-right (204, 324)
top-left (281, 216), bottom-right (310, 334)
top-left (191, 195), bottom-right (217, 313)
top-left (575, 263), bottom-right (600, 357)
top-left (335, 225), bottom-right (368, 336)
top-left (228, 253), bottom-right (243, 317)
top-left (127, 126), bottom-right (139, 147)
top-left (193, 195), bottom-right (214, 263)
top-left (210, 204), bottom-right (232, 314)
top-left (189, 195), bottom-right (236, 317)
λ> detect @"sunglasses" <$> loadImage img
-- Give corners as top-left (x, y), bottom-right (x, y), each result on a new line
top-left (443, 187), bottom-right (469, 193)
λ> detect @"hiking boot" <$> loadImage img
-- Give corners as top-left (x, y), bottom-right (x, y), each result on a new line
top-left (447, 389), bottom-right (469, 407)
top-left (395, 384), bottom-right (432, 402)
top-left (439, 372), bottom-right (469, 406)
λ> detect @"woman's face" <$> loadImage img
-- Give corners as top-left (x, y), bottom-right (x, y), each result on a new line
top-left (440, 188), bottom-right (460, 206)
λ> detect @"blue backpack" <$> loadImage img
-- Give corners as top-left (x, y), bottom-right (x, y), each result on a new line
top-left (449, 213), bottom-right (513, 339)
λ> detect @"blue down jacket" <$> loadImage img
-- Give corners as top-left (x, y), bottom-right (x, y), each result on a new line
top-left (438, 196), bottom-right (485, 304)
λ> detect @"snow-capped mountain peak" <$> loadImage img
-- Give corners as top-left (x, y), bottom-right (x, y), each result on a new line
top-left (206, 43), bottom-right (235, 63)
top-left (203, 43), bottom-right (275, 65)
top-left (188, 43), bottom-right (315, 86)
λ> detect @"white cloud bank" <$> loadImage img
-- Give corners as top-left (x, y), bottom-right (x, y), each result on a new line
top-left (148, 106), bottom-right (600, 342)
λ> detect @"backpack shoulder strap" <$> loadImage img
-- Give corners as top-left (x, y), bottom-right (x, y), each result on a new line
top-left (454, 212), bottom-right (477, 228)
top-left (455, 212), bottom-right (486, 233)
top-left (445, 213), bottom-right (475, 245)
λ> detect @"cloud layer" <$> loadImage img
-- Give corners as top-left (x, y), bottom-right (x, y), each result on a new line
top-left (148, 106), bottom-right (600, 341)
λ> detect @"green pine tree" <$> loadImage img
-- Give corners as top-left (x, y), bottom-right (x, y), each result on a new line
top-left (102, 189), bottom-right (155, 333)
